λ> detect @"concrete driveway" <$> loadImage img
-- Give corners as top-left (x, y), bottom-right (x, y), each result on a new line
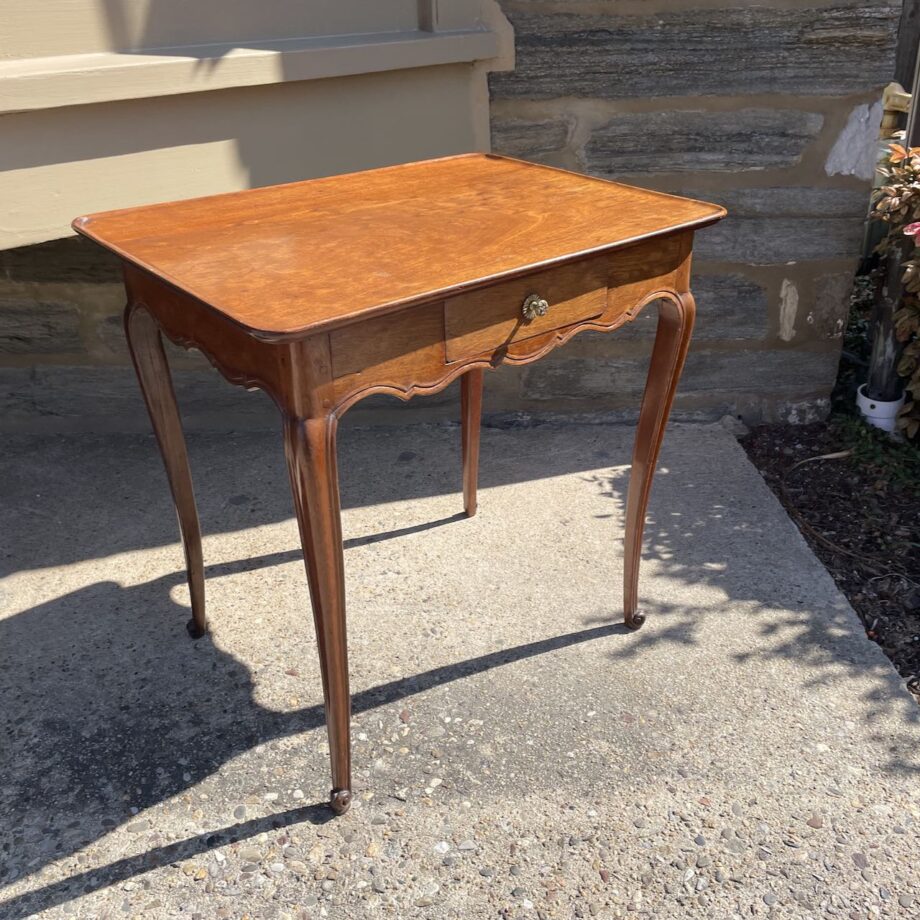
top-left (1, 421), bottom-right (917, 919)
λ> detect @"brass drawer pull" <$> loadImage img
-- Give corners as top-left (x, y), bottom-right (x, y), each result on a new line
top-left (522, 293), bottom-right (550, 321)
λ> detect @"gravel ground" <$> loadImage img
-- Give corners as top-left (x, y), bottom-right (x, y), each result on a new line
top-left (1, 421), bottom-right (918, 919)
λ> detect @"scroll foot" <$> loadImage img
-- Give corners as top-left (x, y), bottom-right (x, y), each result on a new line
top-left (624, 611), bottom-right (646, 631)
top-left (186, 618), bottom-right (207, 639)
top-left (329, 788), bottom-right (352, 815)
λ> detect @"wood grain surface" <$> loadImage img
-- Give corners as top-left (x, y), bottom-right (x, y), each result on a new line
top-left (74, 153), bottom-right (724, 340)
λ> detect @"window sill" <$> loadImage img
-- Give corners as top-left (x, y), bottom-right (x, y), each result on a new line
top-left (0, 28), bottom-right (499, 115)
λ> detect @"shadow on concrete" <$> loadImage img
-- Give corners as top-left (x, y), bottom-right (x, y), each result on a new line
top-left (584, 464), bottom-right (920, 783)
top-left (0, 420), bottom-right (635, 911)
top-left (1, 423), bottom-right (917, 917)
top-left (0, 805), bottom-right (334, 920)
top-left (0, 546), bottom-right (621, 919)
top-left (0, 415), bottom-right (624, 578)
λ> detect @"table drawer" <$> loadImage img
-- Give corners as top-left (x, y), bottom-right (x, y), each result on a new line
top-left (444, 260), bottom-right (606, 363)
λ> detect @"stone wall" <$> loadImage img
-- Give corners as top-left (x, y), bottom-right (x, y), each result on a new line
top-left (0, 238), bottom-right (276, 432)
top-left (489, 0), bottom-right (900, 423)
top-left (0, 1), bottom-right (900, 432)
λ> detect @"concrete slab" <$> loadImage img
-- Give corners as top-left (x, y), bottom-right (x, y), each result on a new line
top-left (1, 421), bottom-right (917, 919)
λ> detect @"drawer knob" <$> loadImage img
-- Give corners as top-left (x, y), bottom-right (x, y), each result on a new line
top-left (522, 294), bottom-right (550, 321)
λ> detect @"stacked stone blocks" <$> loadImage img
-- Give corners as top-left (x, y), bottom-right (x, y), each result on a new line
top-left (489, 0), bottom-right (899, 422)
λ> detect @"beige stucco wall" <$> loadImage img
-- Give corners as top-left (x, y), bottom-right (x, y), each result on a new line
top-left (0, 1), bottom-right (517, 431)
top-left (3, 65), bottom-right (489, 247)
top-left (2, 0), bottom-right (420, 58)
top-left (0, 0), bottom-right (512, 249)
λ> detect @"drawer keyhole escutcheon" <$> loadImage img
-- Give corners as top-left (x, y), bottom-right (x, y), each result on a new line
top-left (522, 294), bottom-right (550, 321)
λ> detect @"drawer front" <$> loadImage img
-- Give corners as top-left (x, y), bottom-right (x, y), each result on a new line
top-left (444, 260), bottom-right (606, 363)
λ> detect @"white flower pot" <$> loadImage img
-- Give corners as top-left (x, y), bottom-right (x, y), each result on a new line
top-left (856, 383), bottom-right (905, 434)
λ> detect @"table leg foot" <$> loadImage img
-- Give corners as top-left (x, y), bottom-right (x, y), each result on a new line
top-left (186, 617), bottom-right (207, 639)
top-left (283, 411), bottom-right (353, 820)
top-left (624, 611), bottom-right (646, 631)
top-left (329, 788), bottom-right (353, 815)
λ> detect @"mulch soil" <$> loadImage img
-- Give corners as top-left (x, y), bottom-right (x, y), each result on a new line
top-left (741, 420), bottom-right (920, 703)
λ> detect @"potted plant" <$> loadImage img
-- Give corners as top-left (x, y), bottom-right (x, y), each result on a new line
top-left (868, 141), bottom-right (920, 439)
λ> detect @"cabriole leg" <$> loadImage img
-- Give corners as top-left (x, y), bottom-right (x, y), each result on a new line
top-left (282, 413), bottom-right (352, 815)
top-left (125, 302), bottom-right (206, 639)
top-left (461, 369), bottom-right (483, 517)
top-left (623, 291), bottom-right (696, 630)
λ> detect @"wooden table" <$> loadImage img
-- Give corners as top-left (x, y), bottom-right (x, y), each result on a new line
top-left (74, 154), bottom-right (725, 814)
